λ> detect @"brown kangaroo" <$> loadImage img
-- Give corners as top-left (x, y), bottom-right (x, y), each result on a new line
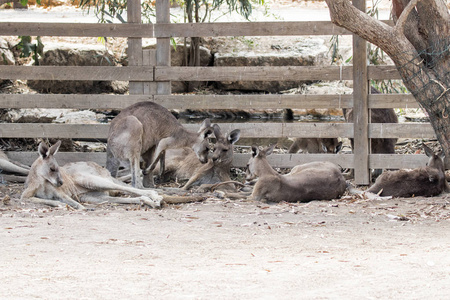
top-left (155, 124), bottom-right (241, 190)
top-left (21, 141), bottom-right (163, 209)
top-left (343, 87), bottom-right (398, 177)
top-left (106, 101), bottom-right (213, 188)
top-left (366, 144), bottom-right (449, 197)
top-left (182, 124), bottom-right (241, 190)
top-left (246, 144), bottom-right (347, 202)
top-left (288, 138), bottom-right (342, 154)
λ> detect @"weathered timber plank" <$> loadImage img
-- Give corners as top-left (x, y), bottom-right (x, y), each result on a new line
top-left (6, 151), bottom-right (355, 169)
top-left (0, 94), bottom-right (352, 110)
top-left (0, 93), bottom-right (420, 110)
top-left (156, 0), bottom-right (171, 95)
top-left (0, 123), bottom-right (353, 139)
top-left (369, 154), bottom-right (430, 169)
top-left (154, 21), bottom-right (350, 37)
top-left (0, 124), bottom-right (109, 139)
top-left (8, 152), bottom-right (432, 170)
top-left (0, 94), bottom-right (154, 109)
top-left (369, 94), bottom-right (419, 109)
top-left (0, 21), bottom-right (346, 38)
top-left (369, 123), bottom-right (435, 138)
top-left (0, 22), bottom-right (155, 37)
top-left (233, 153), bottom-right (355, 168)
top-left (155, 66), bottom-right (353, 81)
top-left (0, 66), bottom-right (153, 81)
top-left (368, 65), bottom-right (401, 80)
top-left (128, 0), bottom-right (144, 94)
top-left (154, 94), bottom-right (353, 110)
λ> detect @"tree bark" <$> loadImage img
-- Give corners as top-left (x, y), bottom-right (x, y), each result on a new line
top-left (325, 0), bottom-right (450, 166)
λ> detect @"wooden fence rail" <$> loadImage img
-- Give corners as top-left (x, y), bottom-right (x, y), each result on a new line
top-left (0, 0), bottom-right (434, 184)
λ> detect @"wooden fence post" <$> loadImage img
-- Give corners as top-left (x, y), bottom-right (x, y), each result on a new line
top-left (127, 0), bottom-right (144, 95)
top-left (156, 0), bottom-right (171, 95)
top-left (352, 0), bottom-right (370, 185)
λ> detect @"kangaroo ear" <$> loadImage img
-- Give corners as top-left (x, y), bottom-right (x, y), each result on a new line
top-left (203, 128), bottom-right (214, 139)
top-left (251, 145), bottom-right (259, 158)
top-left (423, 144), bottom-right (434, 157)
top-left (213, 124), bottom-right (223, 140)
top-left (198, 118), bottom-right (211, 133)
top-left (48, 140), bottom-right (62, 157)
top-left (335, 141), bottom-right (343, 153)
top-left (38, 142), bottom-right (49, 159)
top-left (265, 144), bottom-right (275, 156)
top-left (321, 143), bottom-right (328, 153)
top-left (227, 129), bottom-right (241, 145)
top-left (438, 150), bottom-right (445, 160)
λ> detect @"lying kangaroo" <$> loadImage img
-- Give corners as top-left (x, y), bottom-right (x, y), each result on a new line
top-left (366, 144), bottom-right (449, 197)
top-left (0, 150), bottom-right (30, 182)
top-left (21, 141), bottom-right (163, 209)
top-left (288, 138), bottom-right (342, 154)
top-left (153, 124), bottom-right (241, 191)
top-left (182, 124), bottom-right (241, 190)
top-left (107, 101), bottom-right (213, 188)
top-left (246, 144), bottom-right (347, 202)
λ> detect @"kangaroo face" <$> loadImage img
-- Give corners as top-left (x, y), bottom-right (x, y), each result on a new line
top-left (37, 141), bottom-right (64, 187)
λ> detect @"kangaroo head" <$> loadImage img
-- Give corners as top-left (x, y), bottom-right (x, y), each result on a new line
top-left (424, 144), bottom-right (445, 173)
top-left (193, 118), bottom-right (214, 164)
top-left (320, 139), bottom-right (343, 154)
top-left (211, 124), bottom-right (241, 164)
top-left (246, 144), bottom-right (275, 180)
top-left (37, 140), bottom-right (64, 187)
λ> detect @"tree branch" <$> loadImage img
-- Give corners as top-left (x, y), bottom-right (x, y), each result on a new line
top-left (395, 0), bottom-right (422, 34)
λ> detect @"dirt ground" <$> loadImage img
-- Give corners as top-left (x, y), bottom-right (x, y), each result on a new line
top-left (1, 183), bottom-right (450, 299)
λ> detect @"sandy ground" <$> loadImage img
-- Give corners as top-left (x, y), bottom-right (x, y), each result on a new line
top-left (1, 184), bottom-right (450, 299)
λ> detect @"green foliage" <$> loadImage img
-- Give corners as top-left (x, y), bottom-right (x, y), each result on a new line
top-left (16, 36), bottom-right (44, 65)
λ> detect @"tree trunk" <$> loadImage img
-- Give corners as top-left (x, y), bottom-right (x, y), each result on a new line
top-left (325, 0), bottom-right (450, 166)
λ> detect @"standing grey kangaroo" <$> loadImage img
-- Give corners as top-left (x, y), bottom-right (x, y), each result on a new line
top-left (21, 141), bottom-right (163, 209)
top-left (246, 144), bottom-right (347, 202)
top-left (343, 87), bottom-right (398, 177)
top-left (288, 138), bottom-right (342, 154)
top-left (107, 101), bottom-right (213, 188)
top-left (367, 144), bottom-right (449, 197)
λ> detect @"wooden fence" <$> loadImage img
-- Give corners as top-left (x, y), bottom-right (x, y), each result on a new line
top-left (0, 0), bottom-right (435, 185)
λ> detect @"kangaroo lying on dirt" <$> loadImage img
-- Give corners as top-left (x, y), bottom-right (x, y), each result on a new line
top-left (246, 144), bottom-right (347, 202)
top-left (366, 144), bottom-right (450, 197)
top-left (21, 141), bottom-right (163, 209)
top-left (288, 138), bottom-right (342, 154)
top-left (107, 101), bottom-right (213, 188)
top-left (152, 124), bottom-right (241, 191)
top-left (0, 150), bottom-right (30, 182)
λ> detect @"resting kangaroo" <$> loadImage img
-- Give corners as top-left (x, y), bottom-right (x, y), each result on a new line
top-left (154, 124), bottom-right (241, 191)
top-left (246, 144), bottom-right (347, 202)
top-left (21, 141), bottom-right (163, 209)
top-left (107, 101), bottom-right (213, 188)
top-left (288, 138), bottom-right (342, 154)
top-left (0, 150), bottom-right (30, 182)
top-left (366, 144), bottom-right (449, 197)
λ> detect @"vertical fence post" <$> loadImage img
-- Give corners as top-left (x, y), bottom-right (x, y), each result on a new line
top-left (352, 0), bottom-right (370, 185)
top-left (156, 0), bottom-right (171, 95)
top-left (127, 0), bottom-right (143, 95)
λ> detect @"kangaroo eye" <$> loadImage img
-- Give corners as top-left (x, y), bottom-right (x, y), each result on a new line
top-left (50, 167), bottom-right (56, 172)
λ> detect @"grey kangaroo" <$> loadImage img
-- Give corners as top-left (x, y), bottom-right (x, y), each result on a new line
top-left (246, 144), bottom-right (347, 203)
top-left (288, 138), bottom-right (342, 154)
top-left (21, 141), bottom-right (163, 209)
top-left (367, 144), bottom-right (449, 197)
top-left (107, 101), bottom-right (213, 188)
